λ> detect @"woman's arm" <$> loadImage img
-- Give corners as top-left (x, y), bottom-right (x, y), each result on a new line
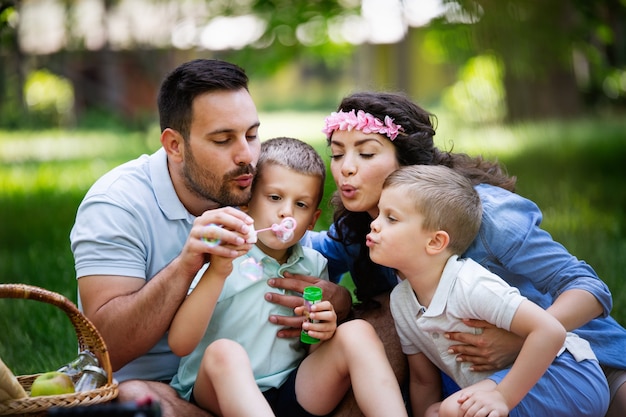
top-left (303, 228), bottom-right (354, 284)
top-left (547, 288), bottom-right (603, 331)
top-left (447, 186), bottom-right (609, 371)
top-left (474, 185), bottom-right (611, 318)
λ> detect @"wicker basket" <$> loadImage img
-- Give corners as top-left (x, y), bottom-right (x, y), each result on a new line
top-left (0, 284), bottom-right (118, 416)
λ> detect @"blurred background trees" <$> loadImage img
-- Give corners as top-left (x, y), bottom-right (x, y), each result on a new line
top-left (0, 0), bottom-right (625, 129)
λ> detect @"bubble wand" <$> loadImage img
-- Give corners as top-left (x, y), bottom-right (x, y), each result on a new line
top-left (239, 216), bottom-right (298, 281)
top-left (202, 217), bottom-right (298, 248)
top-left (253, 217), bottom-right (297, 243)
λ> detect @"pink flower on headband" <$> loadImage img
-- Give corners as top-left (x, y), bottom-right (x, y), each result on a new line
top-left (322, 109), bottom-right (403, 141)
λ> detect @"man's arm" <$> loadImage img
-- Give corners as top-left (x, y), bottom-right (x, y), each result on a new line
top-left (80, 268), bottom-right (190, 372)
top-left (265, 272), bottom-right (352, 338)
top-left (79, 207), bottom-right (254, 371)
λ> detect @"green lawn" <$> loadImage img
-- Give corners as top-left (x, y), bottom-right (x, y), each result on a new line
top-left (1, 113), bottom-right (625, 376)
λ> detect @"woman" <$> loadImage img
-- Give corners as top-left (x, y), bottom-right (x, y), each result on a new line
top-left (305, 91), bottom-right (626, 417)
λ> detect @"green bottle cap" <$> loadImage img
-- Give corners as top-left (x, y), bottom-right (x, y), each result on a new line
top-left (303, 286), bottom-right (322, 301)
top-left (300, 330), bottom-right (320, 344)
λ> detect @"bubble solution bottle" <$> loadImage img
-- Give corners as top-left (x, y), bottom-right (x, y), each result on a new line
top-left (300, 286), bottom-right (323, 344)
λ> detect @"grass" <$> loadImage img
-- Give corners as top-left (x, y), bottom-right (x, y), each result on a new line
top-left (1, 112), bottom-right (625, 377)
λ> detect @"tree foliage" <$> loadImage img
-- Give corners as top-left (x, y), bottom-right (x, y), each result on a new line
top-left (1, 0), bottom-right (625, 126)
top-left (437, 0), bottom-right (626, 120)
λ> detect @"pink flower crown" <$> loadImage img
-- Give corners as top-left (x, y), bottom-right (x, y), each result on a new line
top-left (322, 109), bottom-right (403, 141)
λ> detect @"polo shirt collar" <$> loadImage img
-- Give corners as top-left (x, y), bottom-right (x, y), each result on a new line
top-left (422, 254), bottom-right (463, 317)
top-left (246, 244), bottom-right (306, 276)
top-left (150, 148), bottom-right (193, 221)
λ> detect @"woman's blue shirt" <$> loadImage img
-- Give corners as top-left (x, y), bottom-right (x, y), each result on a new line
top-left (303, 183), bottom-right (626, 369)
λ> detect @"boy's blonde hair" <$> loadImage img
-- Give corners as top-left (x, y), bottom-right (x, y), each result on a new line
top-left (383, 165), bottom-right (482, 255)
top-left (256, 137), bottom-right (326, 206)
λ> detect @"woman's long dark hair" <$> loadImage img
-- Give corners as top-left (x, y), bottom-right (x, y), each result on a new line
top-left (328, 92), bottom-right (516, 307)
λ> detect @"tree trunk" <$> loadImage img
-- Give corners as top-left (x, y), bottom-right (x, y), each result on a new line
top-left (504, 67), bottom-right (583, 123)
top-left (471, 0), bottom-right (584, 122)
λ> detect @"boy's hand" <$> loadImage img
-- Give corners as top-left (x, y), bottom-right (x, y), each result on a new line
top-left (295, 300), bottom-right (337, 341)
top-left (457, 389), bottom-right (509, 417)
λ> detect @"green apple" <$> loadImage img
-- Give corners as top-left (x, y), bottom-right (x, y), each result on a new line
top-left (30, 371), bottom-right (75, 397)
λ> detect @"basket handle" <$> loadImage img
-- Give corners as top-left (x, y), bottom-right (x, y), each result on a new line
top-left (0, 284), bottom-right (113, 385)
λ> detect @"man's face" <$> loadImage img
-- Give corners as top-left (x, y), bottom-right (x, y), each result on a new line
top-left (182, 89), bottom-right (261, 207)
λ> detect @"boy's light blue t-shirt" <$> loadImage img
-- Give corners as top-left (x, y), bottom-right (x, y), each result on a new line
top-left (171, 244), bottom-right (328, 400)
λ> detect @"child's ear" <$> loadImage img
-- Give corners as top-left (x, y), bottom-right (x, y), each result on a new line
top-left (307, 208), bottom-right (322, 230)
top-left (426, 230), bottom-right (449, 255)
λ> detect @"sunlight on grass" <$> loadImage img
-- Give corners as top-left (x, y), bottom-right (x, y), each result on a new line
top-left (1, 130), bottom-right (156, 195)
top-left (0, 130), bottom-right (151, 162)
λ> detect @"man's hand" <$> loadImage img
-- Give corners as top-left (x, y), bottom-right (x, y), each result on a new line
top-left (445, 319), bottom-right (523, 371)
top-left (265, 272), bottom-right (352, 338)
top-left (179, 207), bottom-right (255, 278)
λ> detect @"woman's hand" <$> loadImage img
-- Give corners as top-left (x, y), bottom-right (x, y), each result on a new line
top-left (445, 319), bottom-right (524, 372)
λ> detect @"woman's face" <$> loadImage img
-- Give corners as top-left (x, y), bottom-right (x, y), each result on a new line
top-left (329, 129), bottom-right (400, 218)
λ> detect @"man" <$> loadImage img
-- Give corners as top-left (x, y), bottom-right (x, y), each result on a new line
top-left (71, 59), bottom-right (351, 417)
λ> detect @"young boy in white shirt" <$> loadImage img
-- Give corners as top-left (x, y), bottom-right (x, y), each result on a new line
top-left (367, 164), bottom-right (609, 417)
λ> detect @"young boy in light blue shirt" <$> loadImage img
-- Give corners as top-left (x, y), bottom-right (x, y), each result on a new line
top-left (169, 137), bottom-right (407, 417)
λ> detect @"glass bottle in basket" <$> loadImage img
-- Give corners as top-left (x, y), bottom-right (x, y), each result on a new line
top-left (74, 365), bottom-right (108, 392)
top-left (57, 350), bottom-right (99, 382)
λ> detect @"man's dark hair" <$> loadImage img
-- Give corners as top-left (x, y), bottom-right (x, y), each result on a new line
top-left (157, 59), bottom-right (249, 140)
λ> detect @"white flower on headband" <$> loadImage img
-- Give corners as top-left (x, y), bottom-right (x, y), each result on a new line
top-left (322, 109), bottom-right (403, 141)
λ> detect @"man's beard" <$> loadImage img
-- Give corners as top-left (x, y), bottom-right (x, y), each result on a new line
top-left (182, 148), bottom-right (255, 207)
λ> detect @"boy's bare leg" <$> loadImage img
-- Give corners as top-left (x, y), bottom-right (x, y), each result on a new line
top-left (193, 339), bottom-right (275, 417)
top-left (118, 340), bottom-right (274, 417)
top-left (332, 291), bottom-right (408, 417)
top-left (117, 380), bottom-right (212, 417)
top-left (297, 319), bottom-right (408, 417)
top-left (352, 292), bottom-right (408, 382)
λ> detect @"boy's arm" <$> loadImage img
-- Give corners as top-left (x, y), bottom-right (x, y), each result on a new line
top-left (496, 300), bottom-right (566, 407)
top-left (408, 352), bottom-right (442, 417)
top-left (460, 300), bottom-right (566, 413)
top-left (167, 256), bottom-right (235, 357)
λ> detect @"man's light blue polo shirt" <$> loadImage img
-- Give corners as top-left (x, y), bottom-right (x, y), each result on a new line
top-left (71, 148), bottom-right (195, 382)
